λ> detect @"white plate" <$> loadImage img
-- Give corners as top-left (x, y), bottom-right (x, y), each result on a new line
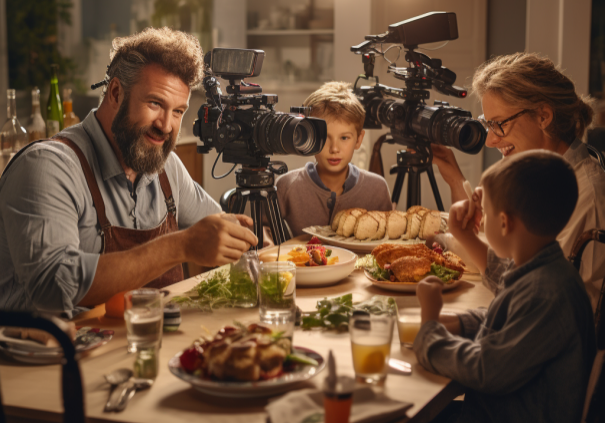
top-left (0, 327), bottom-right (114, 365)
top-left (260, 245), bottom-right (357, 287)
top-left (364, 269), bottom-right (464, 293)
top-left (168, 346), bottom-right (325, 398)
top-left (302, 226), bottom-right (425, 254)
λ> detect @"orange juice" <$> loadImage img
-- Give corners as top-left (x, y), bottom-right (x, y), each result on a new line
top-left (351, 337), bottom-right (391, 376)
top-left (396, 308), bottom-right (422, 346)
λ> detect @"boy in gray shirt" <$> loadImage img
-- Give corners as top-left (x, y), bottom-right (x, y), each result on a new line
top-left (414, 150), bottom-right (596, 422)
top-left (275, 82), bottom-right (392, 237)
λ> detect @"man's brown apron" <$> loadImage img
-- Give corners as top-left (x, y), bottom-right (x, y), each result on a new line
top-left (3, 136), bottom-right (184, 289)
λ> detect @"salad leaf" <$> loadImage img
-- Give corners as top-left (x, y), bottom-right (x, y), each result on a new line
top-left (429, 263), bottom-right (459, 283)
top-left (356, 255), bottom-right (390, 281)
top-left (301, 294), bottom-right (396, 331)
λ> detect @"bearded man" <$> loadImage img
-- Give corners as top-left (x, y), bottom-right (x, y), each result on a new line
top-left (0, 28), bottom-right (257, 318)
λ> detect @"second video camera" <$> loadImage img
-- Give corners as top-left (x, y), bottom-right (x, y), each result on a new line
top-left (351, 12), bottom-right (486, 154)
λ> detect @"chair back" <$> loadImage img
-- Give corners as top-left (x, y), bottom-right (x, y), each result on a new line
top-left (0, 311), bottom-right (86, 423)
top-left (586, 144), bottom-right (605, 172)
top-left (570, 229), bottom-right (605, 423)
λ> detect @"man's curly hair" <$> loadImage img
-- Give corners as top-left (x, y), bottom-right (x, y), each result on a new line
top-left (100, 27), bottom-right (204, 100)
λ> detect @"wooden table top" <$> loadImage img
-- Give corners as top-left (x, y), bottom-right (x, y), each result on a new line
top-left (0, 236), bottom-right (494, 423)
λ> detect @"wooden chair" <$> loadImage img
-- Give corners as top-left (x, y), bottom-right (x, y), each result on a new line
top-left (568, 229), bottom-right (605, 423)
top-left (0, 311), bottom-right (86, 423)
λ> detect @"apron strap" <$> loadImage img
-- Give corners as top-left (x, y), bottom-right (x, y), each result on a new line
top-left (52, 136), bottom-right (112, 230)
top-left (158, 171), bottom-right (177, 217)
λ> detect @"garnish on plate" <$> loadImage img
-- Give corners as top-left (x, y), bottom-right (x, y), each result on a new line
top-left (279, 237), bottom-right (339, 267)
top-left (301, 294), bottom-right (396, 332)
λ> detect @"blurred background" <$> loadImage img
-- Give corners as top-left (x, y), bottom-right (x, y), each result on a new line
top-left (0, 0), bottom-right (603, 212)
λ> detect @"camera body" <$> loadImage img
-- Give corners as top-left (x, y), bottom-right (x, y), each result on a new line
top-left (193, 48), bottom-right (327, 170)
top-left (351, 12), bottom-right (486, 155)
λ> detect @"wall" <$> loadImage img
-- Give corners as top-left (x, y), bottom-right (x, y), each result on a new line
top-left (0, 0), bottom-right (7, 123)
top-left (483, 0), bottom-right (526, 169)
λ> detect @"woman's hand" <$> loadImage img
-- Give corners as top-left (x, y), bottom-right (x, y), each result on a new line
top-left (432, 145), bottom-right (467, 203)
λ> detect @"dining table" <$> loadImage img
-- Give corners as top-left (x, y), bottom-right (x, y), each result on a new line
top-left (0, 235), bottom-right (495, 423)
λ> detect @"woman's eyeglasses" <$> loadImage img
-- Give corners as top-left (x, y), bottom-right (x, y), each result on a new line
top-left (478, 109), bottom-right (531, 137)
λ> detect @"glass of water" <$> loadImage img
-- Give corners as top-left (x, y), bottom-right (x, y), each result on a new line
top-left (258, 261), bottom-right (296, 340)
top-left (350, 311), bottom-right (394, 385)
top-left (124, 288), bottom-right (163, 353)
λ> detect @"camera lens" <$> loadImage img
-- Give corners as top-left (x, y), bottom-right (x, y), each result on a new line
top-left (411, 105), bottom-right (486, 154)
top-left (254, 113), bottom-right (326, 156)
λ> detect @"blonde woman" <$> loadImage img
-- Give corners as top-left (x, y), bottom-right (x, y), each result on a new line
top-left (434, 52), bottom-right (605, 310)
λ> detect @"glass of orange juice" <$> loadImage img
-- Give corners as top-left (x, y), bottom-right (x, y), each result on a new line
top-left (350, 311), bottom-right (394, 385)
top-left (397, 307), bottom-right (422, 348)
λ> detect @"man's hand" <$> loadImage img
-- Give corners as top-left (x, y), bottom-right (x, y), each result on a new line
top-left (184, 214), bottom-right (258, 267)
top-left (416, 276), bottom-right (444, 324)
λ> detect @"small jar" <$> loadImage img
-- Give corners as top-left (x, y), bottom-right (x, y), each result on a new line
top-left (229, 250), bottom-right (260, 308)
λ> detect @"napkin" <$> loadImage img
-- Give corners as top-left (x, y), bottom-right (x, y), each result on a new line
top-left (266, 386), bottom-right (413, 423)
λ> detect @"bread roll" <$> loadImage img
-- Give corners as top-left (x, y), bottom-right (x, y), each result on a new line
top-left (419, 211), bottom-right (442, 239)
top-left (386, 211), bottom-right (407, 239)
top-left (368, 211), bottom-right (388, 240)
top-left (337, 208), bottom-right (366, 237)
top-left (331, 209), bottom-right (347, 231)
top-left (354, 213), bottom-right (379, 240)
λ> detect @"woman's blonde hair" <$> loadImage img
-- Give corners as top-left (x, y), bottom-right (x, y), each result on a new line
top-left (472, 52), bottom-right (594, 144)
top-left (303, 81), bottom-right (365, 134)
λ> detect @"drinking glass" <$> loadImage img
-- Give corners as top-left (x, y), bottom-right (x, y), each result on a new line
top-left (350, 312), bottom-right (394, 384)
top-left (124, 288), bottom-right (163, 353)
top-left (258, 261), bottom-right (296, 341)
top-left (397, 307), bottom-right (422, 347)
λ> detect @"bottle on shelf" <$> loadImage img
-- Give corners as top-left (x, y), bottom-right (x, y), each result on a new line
top-left (26, 87), bottom-right (46, 142)
top-left (46, 64), bottom-right (64, 137)
top-left (0, 89), bottom-right (28, 172)
top-left (62, 88), bottom-right (80, 129)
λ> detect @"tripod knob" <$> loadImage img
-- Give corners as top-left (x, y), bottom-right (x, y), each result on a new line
top-left (268, 161), bottom-right (288, 175)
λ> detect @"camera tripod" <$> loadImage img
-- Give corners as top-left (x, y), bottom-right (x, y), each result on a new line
top-left (227, 164), bottom-right (289, 249)
top-left (381, 133), bottom-right (445, 212)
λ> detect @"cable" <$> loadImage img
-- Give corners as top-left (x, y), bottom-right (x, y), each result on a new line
top-left (211, 151), bottom-right (237, 179)
top-left (418, 41), bottom-right (449, 51)
top-left (382, 45), bottom-right (402, 64)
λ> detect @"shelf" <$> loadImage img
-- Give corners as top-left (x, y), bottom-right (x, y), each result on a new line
top-left (247, 29), bottom-right (334, 36)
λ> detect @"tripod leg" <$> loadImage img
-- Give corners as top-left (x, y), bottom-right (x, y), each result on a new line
top-left (426, 166), bottom-right (444, 212)
top-left (406, 170), bottom-right (421, 209)
top-left (249, 195), bottom-right (263, 250)
top-left (391, 169), bottom-right (407, 207)
top-left (229, 190), bottom-right (248, 215)
top-left (265, 191), bottom-right (287, 244)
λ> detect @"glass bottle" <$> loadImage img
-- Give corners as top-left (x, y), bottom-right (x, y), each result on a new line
top-left (46, 64), bottom-right (64, 137)
top-left (26, 87), bottom-right (46, 142)
top-left (0, 89), bottom-right (28, 171)
top-left (62, 88), bottom-right (80, 129)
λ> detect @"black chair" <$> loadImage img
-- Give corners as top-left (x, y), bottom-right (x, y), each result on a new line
top-left (569, 229), bottom-right (605, 423)
top-left (0, 311), bottom-right (86, 423)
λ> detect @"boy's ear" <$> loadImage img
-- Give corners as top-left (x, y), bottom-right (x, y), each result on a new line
top-left (354, 129), bottom-right (365, 150)
top-left (500, 211), bottom-right (514, 236)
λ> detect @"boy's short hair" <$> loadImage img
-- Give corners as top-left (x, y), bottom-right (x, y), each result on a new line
top-left (302, 81), bottom-right (365, 134)
top-left (480, 150), bottom-right (578, 237)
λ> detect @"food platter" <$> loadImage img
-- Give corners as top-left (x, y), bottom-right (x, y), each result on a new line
top-left (364, 269), bottom-right (463, 293)
top-left (259, 245), bottom-right (357, 287)
top-left (0, 327), bottom-right (114, 364)
top-left (302, 226), bottom-right (425, 254)
top-left (168, 346), bottom-right (325, 398)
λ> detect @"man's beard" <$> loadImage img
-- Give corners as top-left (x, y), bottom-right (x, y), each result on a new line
top-left (111, 96), bottom-right (177, 175)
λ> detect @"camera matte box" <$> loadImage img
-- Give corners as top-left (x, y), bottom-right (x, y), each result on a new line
top-left (390, 12), bottom-right (458, 47)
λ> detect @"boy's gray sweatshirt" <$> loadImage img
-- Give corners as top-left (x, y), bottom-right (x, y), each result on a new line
top-left (414, 242), bottom-right (596, 423)
top-left (275, 162), bottom-right (392, 237)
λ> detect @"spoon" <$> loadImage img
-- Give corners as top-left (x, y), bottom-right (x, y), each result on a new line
top-left (106, 378), bottom-right (154, 412)
top-left (104, 369), bottom-right (133, 412)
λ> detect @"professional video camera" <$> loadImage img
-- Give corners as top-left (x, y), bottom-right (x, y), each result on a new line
top-left (351, 12), bottom-right (487, 211)
top-left (193, 48), bottom-right (327, 247)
